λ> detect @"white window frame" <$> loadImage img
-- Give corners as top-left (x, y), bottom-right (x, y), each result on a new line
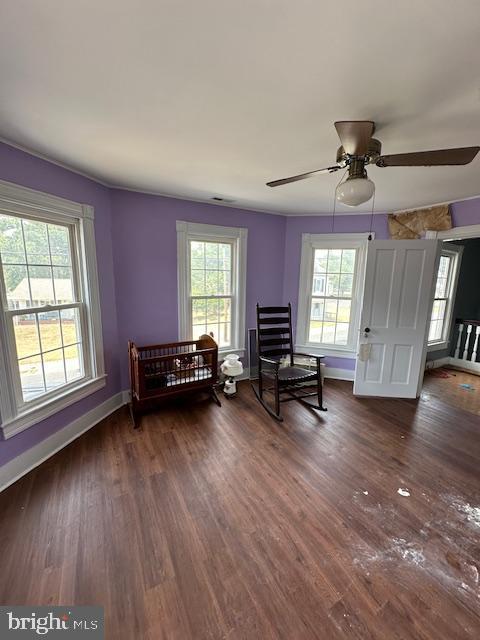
top-left (0, 180), bottom-right (106, 439)
top-left (296, 233), bottom-right (372, 358)
top-left (427, 246), bottom-right (462, 352)
top-left (176, 221), bottom-right (247, 355)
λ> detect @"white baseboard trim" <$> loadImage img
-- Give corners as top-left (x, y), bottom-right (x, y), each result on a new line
top-left (426, 356), bottom-right (480, 375)
top-left (0, 391), bottom-right (125, 493)
top-left (425, 357), bottom-right (451, 370)
top-left (448, 357), bottom-right (480, 375)
top-left (324, 366), bottom-right (355, 381)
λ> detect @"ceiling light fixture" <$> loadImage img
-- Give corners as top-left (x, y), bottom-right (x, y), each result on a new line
top-left (335, 174), bottom-right (375, 207)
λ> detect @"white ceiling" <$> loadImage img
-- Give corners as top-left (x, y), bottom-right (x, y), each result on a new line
top-left (1, 1), bottom-right (480, 215)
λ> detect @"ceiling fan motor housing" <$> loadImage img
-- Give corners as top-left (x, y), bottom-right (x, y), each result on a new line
top-left (336, 138), bottom-right (382, 166)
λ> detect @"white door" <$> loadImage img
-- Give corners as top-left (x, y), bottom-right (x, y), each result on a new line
top-left (354, 239), bottom-right (440, 398)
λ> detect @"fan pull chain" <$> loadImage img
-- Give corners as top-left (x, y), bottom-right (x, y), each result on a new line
top-left (368, 188), bottom-right (376, 241)
top-left (331, 169), bottom-right (348, 233)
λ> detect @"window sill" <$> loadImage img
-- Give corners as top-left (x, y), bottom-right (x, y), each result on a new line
top-left (427, 341), bottom-right (449, 353)
top-left (219, 347), bottom-right (245, 358)
top-left (1, 375), bottom-right (107, 440)
top-left (295, 344), bottom-right (356, 359)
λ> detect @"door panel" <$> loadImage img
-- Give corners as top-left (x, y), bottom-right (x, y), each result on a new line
top-left (354, 239), bottom-right (440, 398)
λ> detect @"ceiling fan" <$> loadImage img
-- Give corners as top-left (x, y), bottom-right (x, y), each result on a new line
top-left (266, 121), bottom-right (480, 206)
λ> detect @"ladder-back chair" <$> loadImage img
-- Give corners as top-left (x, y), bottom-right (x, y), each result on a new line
top-left (252, 303), bottom-right (327, 421)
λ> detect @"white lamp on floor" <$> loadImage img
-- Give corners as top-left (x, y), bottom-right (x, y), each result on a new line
top-left (220, 354), bottom-right (243, 397)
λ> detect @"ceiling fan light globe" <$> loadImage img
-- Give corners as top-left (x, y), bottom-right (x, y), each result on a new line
top-left (335, 177), bottom-right (375, 207)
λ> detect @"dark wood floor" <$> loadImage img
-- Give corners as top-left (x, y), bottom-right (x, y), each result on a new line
top-left (0, 380), bottom-right (479, 639)
top-left (423, 368), bottom-right (480, 416)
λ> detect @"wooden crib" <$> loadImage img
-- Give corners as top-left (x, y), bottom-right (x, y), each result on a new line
top-left (128, 334), bottom-right (221, 427)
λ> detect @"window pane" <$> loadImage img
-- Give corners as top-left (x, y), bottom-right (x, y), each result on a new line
top-left (48, 224), bottom-right (71, 266)
top-left (337, 299), bottom-right (351, 323)
top-left (18, 353), bottom-right (45, 401)
top-left (435, 276), bottom-right (447, 298)
top-left (322, 323), bottom-right (336, 343)
top-left (312, 275), bottom-right (325, 295)
top-left (192, 299), bottom-right (206, 325)
top-left (218, 270), bottom-right (231, 295)
top-left (431, 299), bottom-right (446, 321)
top-left (218, 323), bottom-right (230, 348)
top-left (429, 319), bottom-right (442, 342)
top-left (189, 240), bottom-right (234, 345)
top-left (13, 315), bottom-right (40, 359)
top-left (428, 252), bottom-right (454, 345)
top-left (38, 311), bottom-right (62, 353)
top-left (326, 274), bottom-right (339, 296)
top-left (311, 299), bottom-right (324, 321)
top-left (43, 347), bottom-right (67, 391)
top-left (327, 250), bottom-right (342, 272)
top-left (192, 324), bottom-right (207, 340)
top-left (191, 270), bottom-right (205, 295)
top-left (219, 243), bottom-right (231, 270)
top-left (207, 323), bottom-right (220, 342)
top-left (205, 243), bottom-right (219, 269)
top-left (339, 274), bottom-right (354, 297)
top-left (190, 241), bottom-right (205, 269)
top-left (309, 321), bottom-right (323, 343)
top-left (335, 323), bottom-right (349, 345)
top-left (324, 299), bottom-right (338, 322)
top-left (0, 215), bottom-right (26, 264)
top-left (206, 298), bottom-right (219, 322)
top-left (314, 250), bottom-right (328, 273)
top-left (64, 344), bottom-right (83, 382)
top-left (3, 265), bottom-right (30, 309)
top-left (341, 250), bottom-right (356, 273)
top-left (205, 271), bottom-right (220, 295)
top-left (438, 255), bottom-right (450, 278)
top-left (308, 246), bottom-right (358, 348)
top-left (219, 299), bottom-right (231, 323)
top-left (23, 219), bottom-right (50, 265)
top-left (52, 266), bottom-right (74, 303)
top-left (29, 265), bottom-right (55, 305)
top-left (2, 211), bottom-right (86, 407)
top-left (60, 307), bottom-right (81, 346)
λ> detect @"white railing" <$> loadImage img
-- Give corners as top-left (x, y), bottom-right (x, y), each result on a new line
top-left (452, 320), bottom-right (480, 373)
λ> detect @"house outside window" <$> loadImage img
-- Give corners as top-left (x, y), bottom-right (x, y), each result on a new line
top-left (296, 233), bottom-right (371, 357)
top-left (0, 180), bottom-right (105, 439)
top-left (176, 221), bottom-right (247, 354)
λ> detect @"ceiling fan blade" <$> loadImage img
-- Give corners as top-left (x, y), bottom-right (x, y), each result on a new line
top-left (266, 165), bottom-right (341, 187)
top-left (334, 121), bottom-right (375, 156)
top-left (376, 146), bottom-right (480, 167)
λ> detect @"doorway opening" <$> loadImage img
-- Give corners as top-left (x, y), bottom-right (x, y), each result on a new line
top-left (423, 236), bottom-right (480, 416)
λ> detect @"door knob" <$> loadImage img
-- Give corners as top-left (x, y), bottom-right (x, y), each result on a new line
top-left (364, 327), bottom-right (370, 333)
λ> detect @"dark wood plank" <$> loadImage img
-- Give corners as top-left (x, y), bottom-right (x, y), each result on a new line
top-left (0, 380), bottom-right (479, 639)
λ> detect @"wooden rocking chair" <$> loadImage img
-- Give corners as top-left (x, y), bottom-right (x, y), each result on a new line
top-left (252, 303), bottom-right (327, 421)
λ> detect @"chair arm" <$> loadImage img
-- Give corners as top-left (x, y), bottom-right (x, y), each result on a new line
top-left (293, 352), bottom-right (325, 361)
top-left (259, 356), bottom-right (280, 371)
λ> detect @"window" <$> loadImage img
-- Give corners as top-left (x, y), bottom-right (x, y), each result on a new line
top-left (296, 233), bottom-right (370, 355)
top-left (0, 181), bottom-right (105, 438)
top-left (177, 221), bottom-right (247, 353)
top-left (428, 248), bottom-right (461, 348)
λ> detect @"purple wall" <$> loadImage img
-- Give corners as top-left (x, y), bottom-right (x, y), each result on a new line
top-left (110, 189), bottom-right (286, 388)
top-left (0, 143), bottom-right (121, 466)
top-left (1, 139), bottom-right (480, 470)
